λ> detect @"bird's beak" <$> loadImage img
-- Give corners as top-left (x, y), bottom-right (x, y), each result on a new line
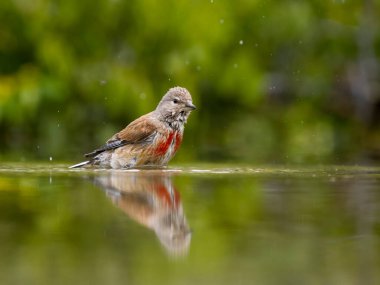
top-left (185, 102), bottom-right (196, 110)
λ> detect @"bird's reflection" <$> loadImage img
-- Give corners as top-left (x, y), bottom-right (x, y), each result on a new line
top-left (95, 171), bottom-right (191, 257)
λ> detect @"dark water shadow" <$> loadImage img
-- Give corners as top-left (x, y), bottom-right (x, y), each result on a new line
top-left (94, 171), bottom-right (191, 257)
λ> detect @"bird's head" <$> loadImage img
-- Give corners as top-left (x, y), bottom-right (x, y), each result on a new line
top-left (156, 87), bottom-right (196, 127)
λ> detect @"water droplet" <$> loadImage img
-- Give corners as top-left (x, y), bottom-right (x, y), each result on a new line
top-left (219, 19), bottom-right (224, 24)
top-left (57, 110), bottom-right (60, 113)
top-left (49, 157), bottom-right (53, 161)
top-left (233, 63), bottom-right (238, 69)
top-left (168, 78), bottom-right (171, 81)
top-left (239, 40), bottom-right (244, 45)
top-left (269, 85), bottom-right (276, 90)
top-left (57, 123), bottom-right (60, 128)
top-left (99, 80), bottom-right (107, 86)
top-left (210, 0), bottom-right (214, 3)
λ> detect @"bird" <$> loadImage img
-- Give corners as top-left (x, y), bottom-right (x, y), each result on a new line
top-left (95, 172), bottom-right (191, 257)
top-left (69, 86), bottom-right (196, 169)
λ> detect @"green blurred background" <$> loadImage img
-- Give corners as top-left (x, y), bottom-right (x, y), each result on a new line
top-left (1, 0), bottom-right (379, 164)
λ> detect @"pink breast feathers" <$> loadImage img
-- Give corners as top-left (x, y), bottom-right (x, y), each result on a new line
top-left (155, 132), bottom-right (175, 156)
top-left (174, 132), bottom-right (182, 153)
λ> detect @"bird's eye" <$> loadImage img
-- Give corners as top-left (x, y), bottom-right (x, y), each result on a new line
top-left (173, 99), bottom-right (179, 104)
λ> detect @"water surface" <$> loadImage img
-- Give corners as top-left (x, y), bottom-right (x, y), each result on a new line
top-left (0, 163), bottom-right (380, 285)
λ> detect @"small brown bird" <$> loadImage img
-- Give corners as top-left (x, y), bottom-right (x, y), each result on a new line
top-left (96, 172), bottom-right (191, 256)
top-left (69, 87), bottom-right (196, 169)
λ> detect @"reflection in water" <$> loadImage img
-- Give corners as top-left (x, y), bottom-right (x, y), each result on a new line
top-left (95, 172), bottom-right (191, 257)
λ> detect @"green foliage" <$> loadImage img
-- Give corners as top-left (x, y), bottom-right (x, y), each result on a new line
top-left (0, 0), bottom-right (379, 163)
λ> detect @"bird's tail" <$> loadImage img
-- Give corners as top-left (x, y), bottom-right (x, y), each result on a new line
top-left (69, 160), bottom-right (91, 169)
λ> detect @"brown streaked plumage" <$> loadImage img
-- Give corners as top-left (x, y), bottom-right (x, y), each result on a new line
top-left (96, 172), bottom-right (191, 257)
top-left (69, 86), bottom-right (196, 169)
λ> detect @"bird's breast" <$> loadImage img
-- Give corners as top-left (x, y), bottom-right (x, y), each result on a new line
top-left (154, 131), bottom-right (183, 157)
top-left (174, 132), bottom-right (182, 152)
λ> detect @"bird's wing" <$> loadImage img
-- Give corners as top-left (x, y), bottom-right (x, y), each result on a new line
top-left (84, 114), bottom-right (159, 158)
